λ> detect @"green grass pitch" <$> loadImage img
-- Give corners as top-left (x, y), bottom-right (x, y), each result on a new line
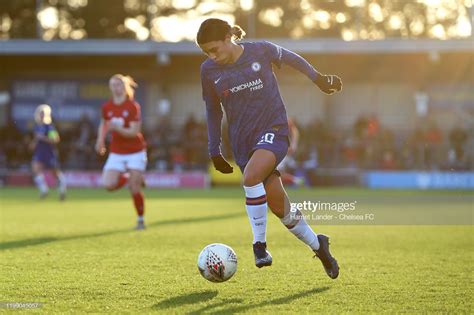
top-left (1, 187), bottom-right (472, 313)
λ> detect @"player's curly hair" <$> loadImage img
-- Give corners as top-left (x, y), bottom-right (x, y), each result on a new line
top-left (196, 18), bottom-right (246, 45)
top-left (110, 74), bottom-right (138, 99)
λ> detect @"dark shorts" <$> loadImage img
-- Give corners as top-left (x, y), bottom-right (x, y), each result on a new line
top-left (237, 130), bottom-right (289, 173)
top-left (33, 152), bottom-right (59, 169)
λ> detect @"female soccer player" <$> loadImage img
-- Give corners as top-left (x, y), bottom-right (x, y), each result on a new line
top-left (31, 104), bottom-right (67, 200)
top-left (95, 74), bottom-right (148, 230)
top-left (197, 18), bottom-right (342, 279)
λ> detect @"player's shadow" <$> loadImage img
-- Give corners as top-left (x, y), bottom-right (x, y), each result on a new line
top-left (187, 298), bottom-right (244, 315)
top-left (0, 212), bottom-right (244, 251)
top-left (207, 287), bottom-right (330, 314)
top-left (152, 290), bottom-right (219, 310)
top-left (151, 287), bottom-right (329, 313)
top-left (0, 237), bottom-right (58, 251)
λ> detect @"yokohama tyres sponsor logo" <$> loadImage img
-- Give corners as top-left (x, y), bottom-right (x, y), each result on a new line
top-left (226, 78), bottom-right (263, 95)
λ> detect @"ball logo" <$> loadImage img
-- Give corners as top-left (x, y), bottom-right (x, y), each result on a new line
top-left (252, 62), bottom-right (261, 72)
top-left (122, 110), bottom-right (129, 117)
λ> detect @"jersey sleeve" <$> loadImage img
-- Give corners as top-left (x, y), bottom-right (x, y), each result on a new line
top-left (131, 102), bottom-right (141, 121)
top-left (201, 64), bottom-right (223, 157)
top-left (263, 41), bottom-right (319, 82)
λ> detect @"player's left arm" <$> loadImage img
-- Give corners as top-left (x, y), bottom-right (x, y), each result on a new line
top-left (264, 41), bottom-right (342, 95)
top-left (47, 125), bottom-right (60, 144)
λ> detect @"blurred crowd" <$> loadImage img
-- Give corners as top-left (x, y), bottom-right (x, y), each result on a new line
top-left (0, 113), bottom-right (472, 173)
top-left (296, 114), bottom-right (472, 172)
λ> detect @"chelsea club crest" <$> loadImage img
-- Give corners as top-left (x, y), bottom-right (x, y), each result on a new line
top-left (251, 62), bottom-right (261, 72)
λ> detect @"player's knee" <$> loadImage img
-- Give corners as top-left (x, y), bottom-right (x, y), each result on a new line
top-left (128, 178), bottom-right (141, 193)
top-left (32, 164), bottom-right (42, 174)
top-left (129, 184), bottom-right (141, 194)
top-left (105, 183), bottom-right (116, 191)
top-left (242, 172), bottom-right (262, 187)
top-left (103, 179), bottom-right (117, 191)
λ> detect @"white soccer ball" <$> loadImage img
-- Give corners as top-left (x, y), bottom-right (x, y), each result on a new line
top-left (197, 243), bottom-right (238, 282)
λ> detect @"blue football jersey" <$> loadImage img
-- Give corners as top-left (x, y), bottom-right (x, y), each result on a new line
top-left (201, 41), bottom-right (319, 167)
top-left (34, 123), bottom-right (57, 155)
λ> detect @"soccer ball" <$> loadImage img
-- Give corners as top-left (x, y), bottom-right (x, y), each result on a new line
top-left (197, 243), bottom-right (238, 282)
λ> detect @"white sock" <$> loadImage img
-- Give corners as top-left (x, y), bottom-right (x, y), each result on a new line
top-left (137, 216), bottom-right (144, 223)
top-left (34, 174), bottom-right (49, 194)
top-left (57, 172), bottom-right (67, 194)
top-left (244, 183), bottom-right (268, 244)
top-left (281, 210), bottom-right (320, 251)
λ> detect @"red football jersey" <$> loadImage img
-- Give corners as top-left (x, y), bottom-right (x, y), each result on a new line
top-left (101, 98), bottom-right (147, 154)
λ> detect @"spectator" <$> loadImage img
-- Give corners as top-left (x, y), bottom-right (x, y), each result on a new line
top-left (449, 125), bottom-right (468, 163)
top-left (70, 113), bottom-right (95, 169)
top-left (379, 150), bottom-right (398, 170)
top-left (423, 121), bottom-right (443, 169)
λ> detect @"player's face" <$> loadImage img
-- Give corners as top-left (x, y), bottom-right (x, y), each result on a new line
top-left (200, 39), bottom-right (233, 64)
top-left (109, 78), bottom-right (125, 98)
top-left (35, 110), bottom-right (45, 124)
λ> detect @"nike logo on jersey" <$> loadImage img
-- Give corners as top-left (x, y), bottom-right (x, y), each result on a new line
top-left (214, 77), bottom-right (222, 84)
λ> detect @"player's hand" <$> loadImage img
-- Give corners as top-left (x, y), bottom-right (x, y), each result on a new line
top-left (36, 134), bottom-right (49, 141)
top-left (107, 123), bottom-right (118, 131)
top-left (95, 142), bottom-right (106, 156)
top-left (211, 155), bottom-right (234, 174)
top-left (314, 74), bottom-right (342, 95)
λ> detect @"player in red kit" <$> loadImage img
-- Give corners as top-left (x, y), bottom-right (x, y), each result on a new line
top-left (95, 74), bottom-right (148, 230)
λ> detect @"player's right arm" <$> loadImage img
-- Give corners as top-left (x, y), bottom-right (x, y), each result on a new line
top-left (201, 65), bottom-right (233, 174)
top-left (29, 133), bottom-right (39, 151)
top-left (95, 118), bottom-right (108, 155)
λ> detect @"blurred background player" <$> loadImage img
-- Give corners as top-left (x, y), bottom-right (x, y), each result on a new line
top-left (197, 18), bottom-right (342, 279)
top-left (30, 104), bottom-right (67, 200)
top-left (95, 74), bottom-right (148, 230)
top-left (278, 117), bottom-right (305, 187)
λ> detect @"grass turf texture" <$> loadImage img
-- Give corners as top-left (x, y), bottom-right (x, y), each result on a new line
top-left (0, 187), bottom-right (472, 313)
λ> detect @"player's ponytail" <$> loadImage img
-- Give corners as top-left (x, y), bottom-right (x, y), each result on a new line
top-left (122, 75), bottom-right (138, 100)
top-left (196, 18), bottom-right (246, 45)
top-left (230, 25), bottom-right (246, 41)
